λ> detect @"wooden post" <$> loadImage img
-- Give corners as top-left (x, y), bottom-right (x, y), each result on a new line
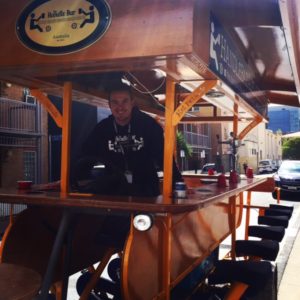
top-left (162, 214), bottom-right (172, 300)
top-left (244, 191), bottom-right (252, 240)
top-left (233, 101), bottom-right (238, 171)
top-left (233, 101), bottom-right (238, 138)
top-left (60, 82), bottom-right (72, 196)
top-left (30, 89), bottom-right (63, 128)
top-left (161, 76), bottom-right (176, 300)
top-left (230, 195), bottom-right (236, 260)
top-left (163, 77), bottom-right (176, 201)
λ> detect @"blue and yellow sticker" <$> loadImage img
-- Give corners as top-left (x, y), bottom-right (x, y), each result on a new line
top-left (16, 0), bottom-right (111, 55)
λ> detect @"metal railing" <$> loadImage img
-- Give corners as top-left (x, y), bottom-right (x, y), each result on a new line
top-left (0, 203), bottom-right (27, 217)
top-left (184, 131), bottom-right (211, 149)
top-left (0, 97), bottom-right (38, 133)
top-left (0, 136), bottom-right (37, 147)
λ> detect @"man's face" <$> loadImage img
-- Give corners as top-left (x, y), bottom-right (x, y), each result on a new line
top-left (109, 90), bottom-right (134, 126)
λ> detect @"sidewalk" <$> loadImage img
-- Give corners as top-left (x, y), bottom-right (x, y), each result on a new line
top-left (278, 205), bottom-right (300, 299)
top-left (219, 191), bottom-right (300, 299)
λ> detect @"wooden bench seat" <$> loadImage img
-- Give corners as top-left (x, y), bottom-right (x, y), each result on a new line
top-left (0, 263), bottom-right (41, 300)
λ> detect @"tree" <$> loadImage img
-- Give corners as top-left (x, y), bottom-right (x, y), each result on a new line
top-left (176, 130), bottom-right (192, 172)
top-left (176, 130), bottom-right (192, 158)
top-left (282, 138), bottom-right (300, 159)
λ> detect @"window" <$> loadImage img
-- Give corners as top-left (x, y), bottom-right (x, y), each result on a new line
top-left (251, 149), bottom-right (257, 155)
top-left (23, 151), bottom-right (36, 182)
top-left (25, 95), bottom-right (36, 104)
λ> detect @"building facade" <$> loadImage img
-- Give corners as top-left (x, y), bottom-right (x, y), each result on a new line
top-left (218, 121), bottom-right (282, 173)
top-left (0, 83), bottom-right (48, 188)
top-left (268, 105), bottom-right (300, 134)
top-left (178, 123), bottom-right (212, 172)
top-left (234, 123), bottom-right (282, 173)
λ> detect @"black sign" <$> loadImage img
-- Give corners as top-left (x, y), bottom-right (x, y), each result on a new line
top-left (209, 13), bottom-right (267, 116)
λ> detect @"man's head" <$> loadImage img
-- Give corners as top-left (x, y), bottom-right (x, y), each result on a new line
top-left (108, 85), bottom-right (135, 126)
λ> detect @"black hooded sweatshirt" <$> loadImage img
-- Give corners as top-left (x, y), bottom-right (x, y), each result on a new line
top-left (79, 107), bottom-right (182, 197)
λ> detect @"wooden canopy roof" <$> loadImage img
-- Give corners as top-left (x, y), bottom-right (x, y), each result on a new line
top-left (0, 0), bottom-right (299, 119)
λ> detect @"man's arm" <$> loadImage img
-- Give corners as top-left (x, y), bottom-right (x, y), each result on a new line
top-left (216, 134), bottom-right (232, 145)
top-left (81, 125), bottom-right (101, 157)
top-left (71, 124), bottom-right (104, 184)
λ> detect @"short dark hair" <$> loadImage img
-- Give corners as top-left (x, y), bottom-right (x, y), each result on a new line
top-left (107, 83), bottom-right (132, 101)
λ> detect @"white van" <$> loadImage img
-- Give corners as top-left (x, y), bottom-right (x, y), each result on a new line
top-left (258, 159), bottom-right (275, 174)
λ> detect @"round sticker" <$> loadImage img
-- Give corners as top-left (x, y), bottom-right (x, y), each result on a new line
top-left (16, 0), bottom-right (111, 55)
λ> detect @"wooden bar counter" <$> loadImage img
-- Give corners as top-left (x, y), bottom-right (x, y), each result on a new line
top-left (0, 177), bottom-right (266, 214)
top-left (0, 177), bottom-right (267, 299)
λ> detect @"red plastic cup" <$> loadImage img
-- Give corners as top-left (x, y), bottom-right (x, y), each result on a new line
top-left (229, 170), bottom-right (238, 184)
top-left (217, 173), bottom-right (227, 187)
top-left (17, 180), bottom-right (32, 190)
top-left (208, 169), bottom-right (214, 176)
top-left (246, 167), bottom-right (254, 178)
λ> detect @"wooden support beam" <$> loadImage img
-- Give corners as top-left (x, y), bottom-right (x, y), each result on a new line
top-left (237, 116), bottom-right (263, 140)
top-left (229, 195), bottom-right (237, 260)
top-left (233, 101), bottom-right (238, 136)
top-left (60, 82), bottom-right (72, 196)
top-left (213, 105), bottom-right (217, 117)
top-left (172, 80), bottom-right (217, 126)
top-left (244, 191), bottom-right (252, 240)
top-left (162, 214), bottom-right (172, 300)
top-left (163, 77), bottom-right (176, 200)
top-left (181, 116), bottom-right (234, 123)
top-left (30, 89), bottom-right (63, 128)
top-left (161, 76), bottom-right (176, 300)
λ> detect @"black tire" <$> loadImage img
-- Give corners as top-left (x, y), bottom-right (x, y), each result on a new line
top-left (272, 190), bottom-right (278, 199)
top-left (76, 272), bottom-right (97, 300)
top-left (77, 272), bottom-right (112, 300)
top-left (94, 278), bottom-right (121, 299)
top-left (107, 258), bottom-right (121, 283)
top-left (242, 264), bottom-right (277, 300)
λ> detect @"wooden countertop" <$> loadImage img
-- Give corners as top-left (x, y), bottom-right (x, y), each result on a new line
top-left (0, 177), bottom-right (267, 215)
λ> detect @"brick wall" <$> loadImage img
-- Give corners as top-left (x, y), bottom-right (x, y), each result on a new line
top-left (0, 82), bottom-right (25, 101)
top-left (0, 81), bottom-right (49, 187)
top-left (0, 149), bottom-right (24, 187)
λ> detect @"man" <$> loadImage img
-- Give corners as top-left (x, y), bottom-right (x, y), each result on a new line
top-left (73, 84), bottom-right (182, 292)
top-left (216, 132), bottom-right (237, 171)
top-left (77, 83), bottom-right (182, 197)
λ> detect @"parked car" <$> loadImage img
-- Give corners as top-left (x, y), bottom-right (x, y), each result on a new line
top-left (258, 159), bottom-right (274, 174)
top-left (200, 163), bottom-right (216, 174)
top-left (274, 160), bottom-right (282, 171)
top-left (273, 160), bottom-right (300, 198)
top-left (271, 160), bottom-right (280, 171)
